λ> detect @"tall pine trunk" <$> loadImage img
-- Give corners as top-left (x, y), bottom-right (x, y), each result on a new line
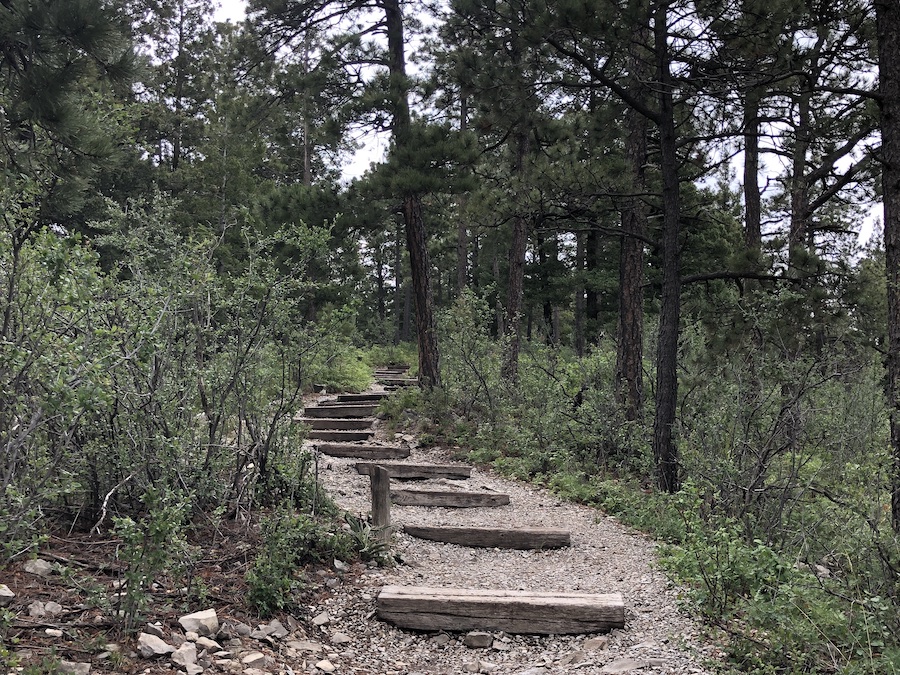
top-left (876, 0), bottom-right (900, 531)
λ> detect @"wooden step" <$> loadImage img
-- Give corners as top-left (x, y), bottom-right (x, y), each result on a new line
top-left (316, 443), bottom-right (410, 459)
top-left (391, 490), bottom-right (510, 508)
top-left (336, 393), bottom-right (389, 403)
top-left (302, 417), bottom-right (374, 430)
top-left (355, 462), bottom-right (471, 480)
top-left (377, 586), bottom-right (625, 634)
top-left (376, 377), bottom-right (418, 386)
top-left (307, 430), bottom-right (374, 442)
top-left (303, 404), bottom-right (378, 418)
top-left (403, 525), bottom-right (570, 549)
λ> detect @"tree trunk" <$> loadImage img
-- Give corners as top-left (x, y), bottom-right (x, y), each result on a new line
top-left (456, 94), bottom-right (469, 295)
top-left (651, 3), bottom-right (682, 494)
top-left (876, 0), bottom-right (900, 531)
top-left (743, 89), bottom-right (762, 258)
top-left (384, 0), bottom-right (440, 387)
top-left (616, 19), bottom-right (649, 422)
top-left (585, 225), bottom-right (600, 339)
top-left (574, 230), bottom-right (585, 356)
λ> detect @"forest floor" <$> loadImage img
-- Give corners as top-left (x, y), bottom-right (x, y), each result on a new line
top-left (1, 392), bottom-right (729, 675)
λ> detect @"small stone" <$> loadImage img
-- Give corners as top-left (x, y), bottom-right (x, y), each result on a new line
top-left (243, 669), bottom-right (269, 675)
top-left (185, 664), bottom-right (204, 675)
top-left (464, 661), bottom-right (481, 674)
top-left (333, 559), bottom-right (348, 572)
top-left (44, 601), bottom-right (63, 616)
top-left (196, 636), bottom-right (222, 651)
top-left (178, 609), bottom-right (219, 636)
top-left (240, 651), bottom-right (266, 668)
top-left (584, 637), bottom-right (610, 651)
top-left (185, 630), bottom-right (200, 641)
top-left (137, 632), bottom-right (176, 658)
top-left (330, 632), bottom-right (351, 645)
top-left (233, 622), bottom-right (252, 637)
top-left (559, 650), bottom-right (587, 666)
top-left (23, 558), bottom-right (53, 577)
top-left (312, 612), bottom-right (330, 626)
top-left (28, 601), bottom-right (46, 617)
top-left (287, 640), bottom-right (323, 653)
top-left (492, 642), bottom-right (511, 652)
top-left (315, 659), bottom-right (336, 673)
top-left (58, 661), bottom-right (91, 675)
top-left (600, 658), bottom-right (647, 674)
top-left (171, 642), bottom-right (198, 667)
top-left (45, 628), bottom-right (64, 638)
top-left (0, 584), bottom-right (14, 606)
top-left (145, 623), bottom-right (165, 639)
top-left (430, 633), bottom-right (451, 646)
top-left (463, 632), bottom-right (493, 649)
top-left (516, 669), bottom-right (548, 675)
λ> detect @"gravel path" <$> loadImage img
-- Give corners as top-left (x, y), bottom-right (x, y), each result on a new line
top-left (297, 406), bottom-right (726, 675)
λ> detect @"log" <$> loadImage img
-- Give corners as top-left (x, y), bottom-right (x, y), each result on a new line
top-left (403, 525), bottom-right (570, 549)
top-left (377, 586), bottom-right (624, 634)
top-left (316, 443), bottom-right (410, 459)
top-left (390, 490), bottom-right (510, 508)
top-left (301, 417), bottom-right (375, 430)
top-left (355, 462), bottom-right (471, 480)
top-left (370, 466), bottom-right (391, 544)
top-left (303, 404), bottom-right (378, 418)
top-left (307, 430), bottom-right (374, 442)
top-left (376, 377), bottom-right (418, 386)
top-left (336, 393), bottom-right (389, 402)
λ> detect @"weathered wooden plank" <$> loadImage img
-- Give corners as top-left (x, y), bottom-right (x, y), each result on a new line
top-left (376, 377), bottom-right (418, 386)
top-left (307, 430), bottom-right (374, 442)
top-left (301, 417), bottom-right (375, 430)
top-left (370, 466), bottom-right (391, 545)
top-left (390, 490), bottom-right (510, 508)
top-left (316, 443), bottom-right (410, 459)
top-left (303, 404), bottom-right (378, 418)
top-left (355, 462), bottom-right (471, 480)
top-left (403, 525), bottom-right (570, 549)
top-left (336, 393), bottom-right (389, 403)
top-left (377, 586), bottom-right (624, 634)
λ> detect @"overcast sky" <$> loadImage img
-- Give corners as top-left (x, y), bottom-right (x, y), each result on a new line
top-left (214, 0), bottom-right (247, 23)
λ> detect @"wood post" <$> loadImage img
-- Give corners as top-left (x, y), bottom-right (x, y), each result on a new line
top-left (370, 465), bottom-right (391, 545)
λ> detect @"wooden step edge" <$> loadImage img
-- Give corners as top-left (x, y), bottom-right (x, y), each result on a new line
top-left (355, 462), bottom-right (472, 480)
top-left (403, 525), bottom-right (570, 549)
top-left (390, 489), bottom-right (510, 508)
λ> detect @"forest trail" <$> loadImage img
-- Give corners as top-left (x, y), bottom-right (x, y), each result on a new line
top-left (298, 372), bottom-right (726, 675)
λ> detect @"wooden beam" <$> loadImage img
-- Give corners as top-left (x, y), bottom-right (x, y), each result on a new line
top-left (370, 466), bottom-right (391, 545)
top-left (355, 462), bottom-right (471, 480)
top-left (403, 525), bottom-right (570, 549)
top-left (391, 490), bottom-right (510, 508)
top-left (377, 586), bottom-right (625, 634)
top-left (316, 443), bottom-right (410, 459)
top-left (303, 404), bottom-right (378, 418)
top-left (301, 417), bottom-right (375, 430)
top-left (336, 393), bottom-right (389, 402)
top-left (307, 430), bottom-right (374, 442)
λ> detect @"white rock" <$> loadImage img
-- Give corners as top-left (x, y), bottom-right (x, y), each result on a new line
top-left (463, 632), bottom-right (493, 649)
top-left (312, 611), bottom-right (330, 626)
top-left (23, 558), bottom-right (53, 577)
top-left (184, 664), bottom-right (204, 675)
top-left (45, 628), bottom-right (64, 638)
top-left (58, 661), bottom-right (91, 675)
top-left (464, 661), bottom-right (481, 674)
top-left (144, 623), bottom-right (165, 639)
top-left (196, 636), bottom-right (222, 651)
top-left (333, 559), bottom-right (348, 572)
top-left (184, 630), bottom-right (200, 641)
top-left (516, 669), bottom-right (549, 675)
top-left (266, 618), bottom-right (289, 639)
top-left (330, 632), bottom-right (352, 645)
top-left (600, 658), bottom-right (648, 674)
top-left (178, 608), bottom-right (219, 636)
top-left (44, 600), bottom-right (63, 616)
top-left (315, 659), bottom-right (336, 673)
top-left (27, 601), bottom-right (45, 617)
top-left (171, 642), bottom-right (198, 667)
top-left (584, 637), bottom-right (610, 651)
top-left (287, 640), bottom-right (323, 653)
top-left (137, 632), bottom-right (176, 658)
top-left (0, 584), bottom-right (14, 606)
top-left (240, 651), bottom-right (266, 668)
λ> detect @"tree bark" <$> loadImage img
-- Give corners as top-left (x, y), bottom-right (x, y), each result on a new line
top-left (456, 94), bottom-right (469, 295)
top-left (383, 0), bottom-right (440, 387)
top-left (574, 230), bottom-right (585, 356)
top-left (876, 0), bottom-right (900, 531)
top-left (743, 89), bottom-right (762, 258)
top-left (651, 2), bottom-right (682, 494)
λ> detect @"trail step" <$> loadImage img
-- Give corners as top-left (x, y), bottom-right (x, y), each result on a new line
top-left (316, 443), bottom-right (410, 459)
top-left (335, 393), bottom-right (390, 402)
top-left (403, 525), bottom-right (570, 549)
top-left (355, 462), bottom-right (471, 480)
top-left (391, 490), bottom-right (510, 508)
top-left (376, 586), bottom-right (625, 634)
top-left (307, 430), bottom-right (374, 442)
top-left (376, 377), bottom-right (418, 386)
top-left (301, 417), bottom-right (375, 430)
top-left (303, 404), bottom-right (378, 418)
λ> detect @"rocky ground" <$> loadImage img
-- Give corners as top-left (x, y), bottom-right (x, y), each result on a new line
top-left (0, 396), bottom-right (728, 675)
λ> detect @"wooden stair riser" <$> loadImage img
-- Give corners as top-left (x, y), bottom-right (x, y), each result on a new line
top-left (403, 525), bottom-right (570, 549)
top-left (301, 418), bottom-right (375, 430)
top-left (316, 444), bottom-right (410, 460)
top-left (377, 586), bottom-right (625, 634)
top-left (355, 462), bottom-right (471, 480)
top-left (307, 430), bottom-right (374, 442)
top-left (335, 393), bottom-right (389, 403)
top-left (391, 490), bottom-right (510, 508)
top-left (303, 405), bottom-right (378, 418)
